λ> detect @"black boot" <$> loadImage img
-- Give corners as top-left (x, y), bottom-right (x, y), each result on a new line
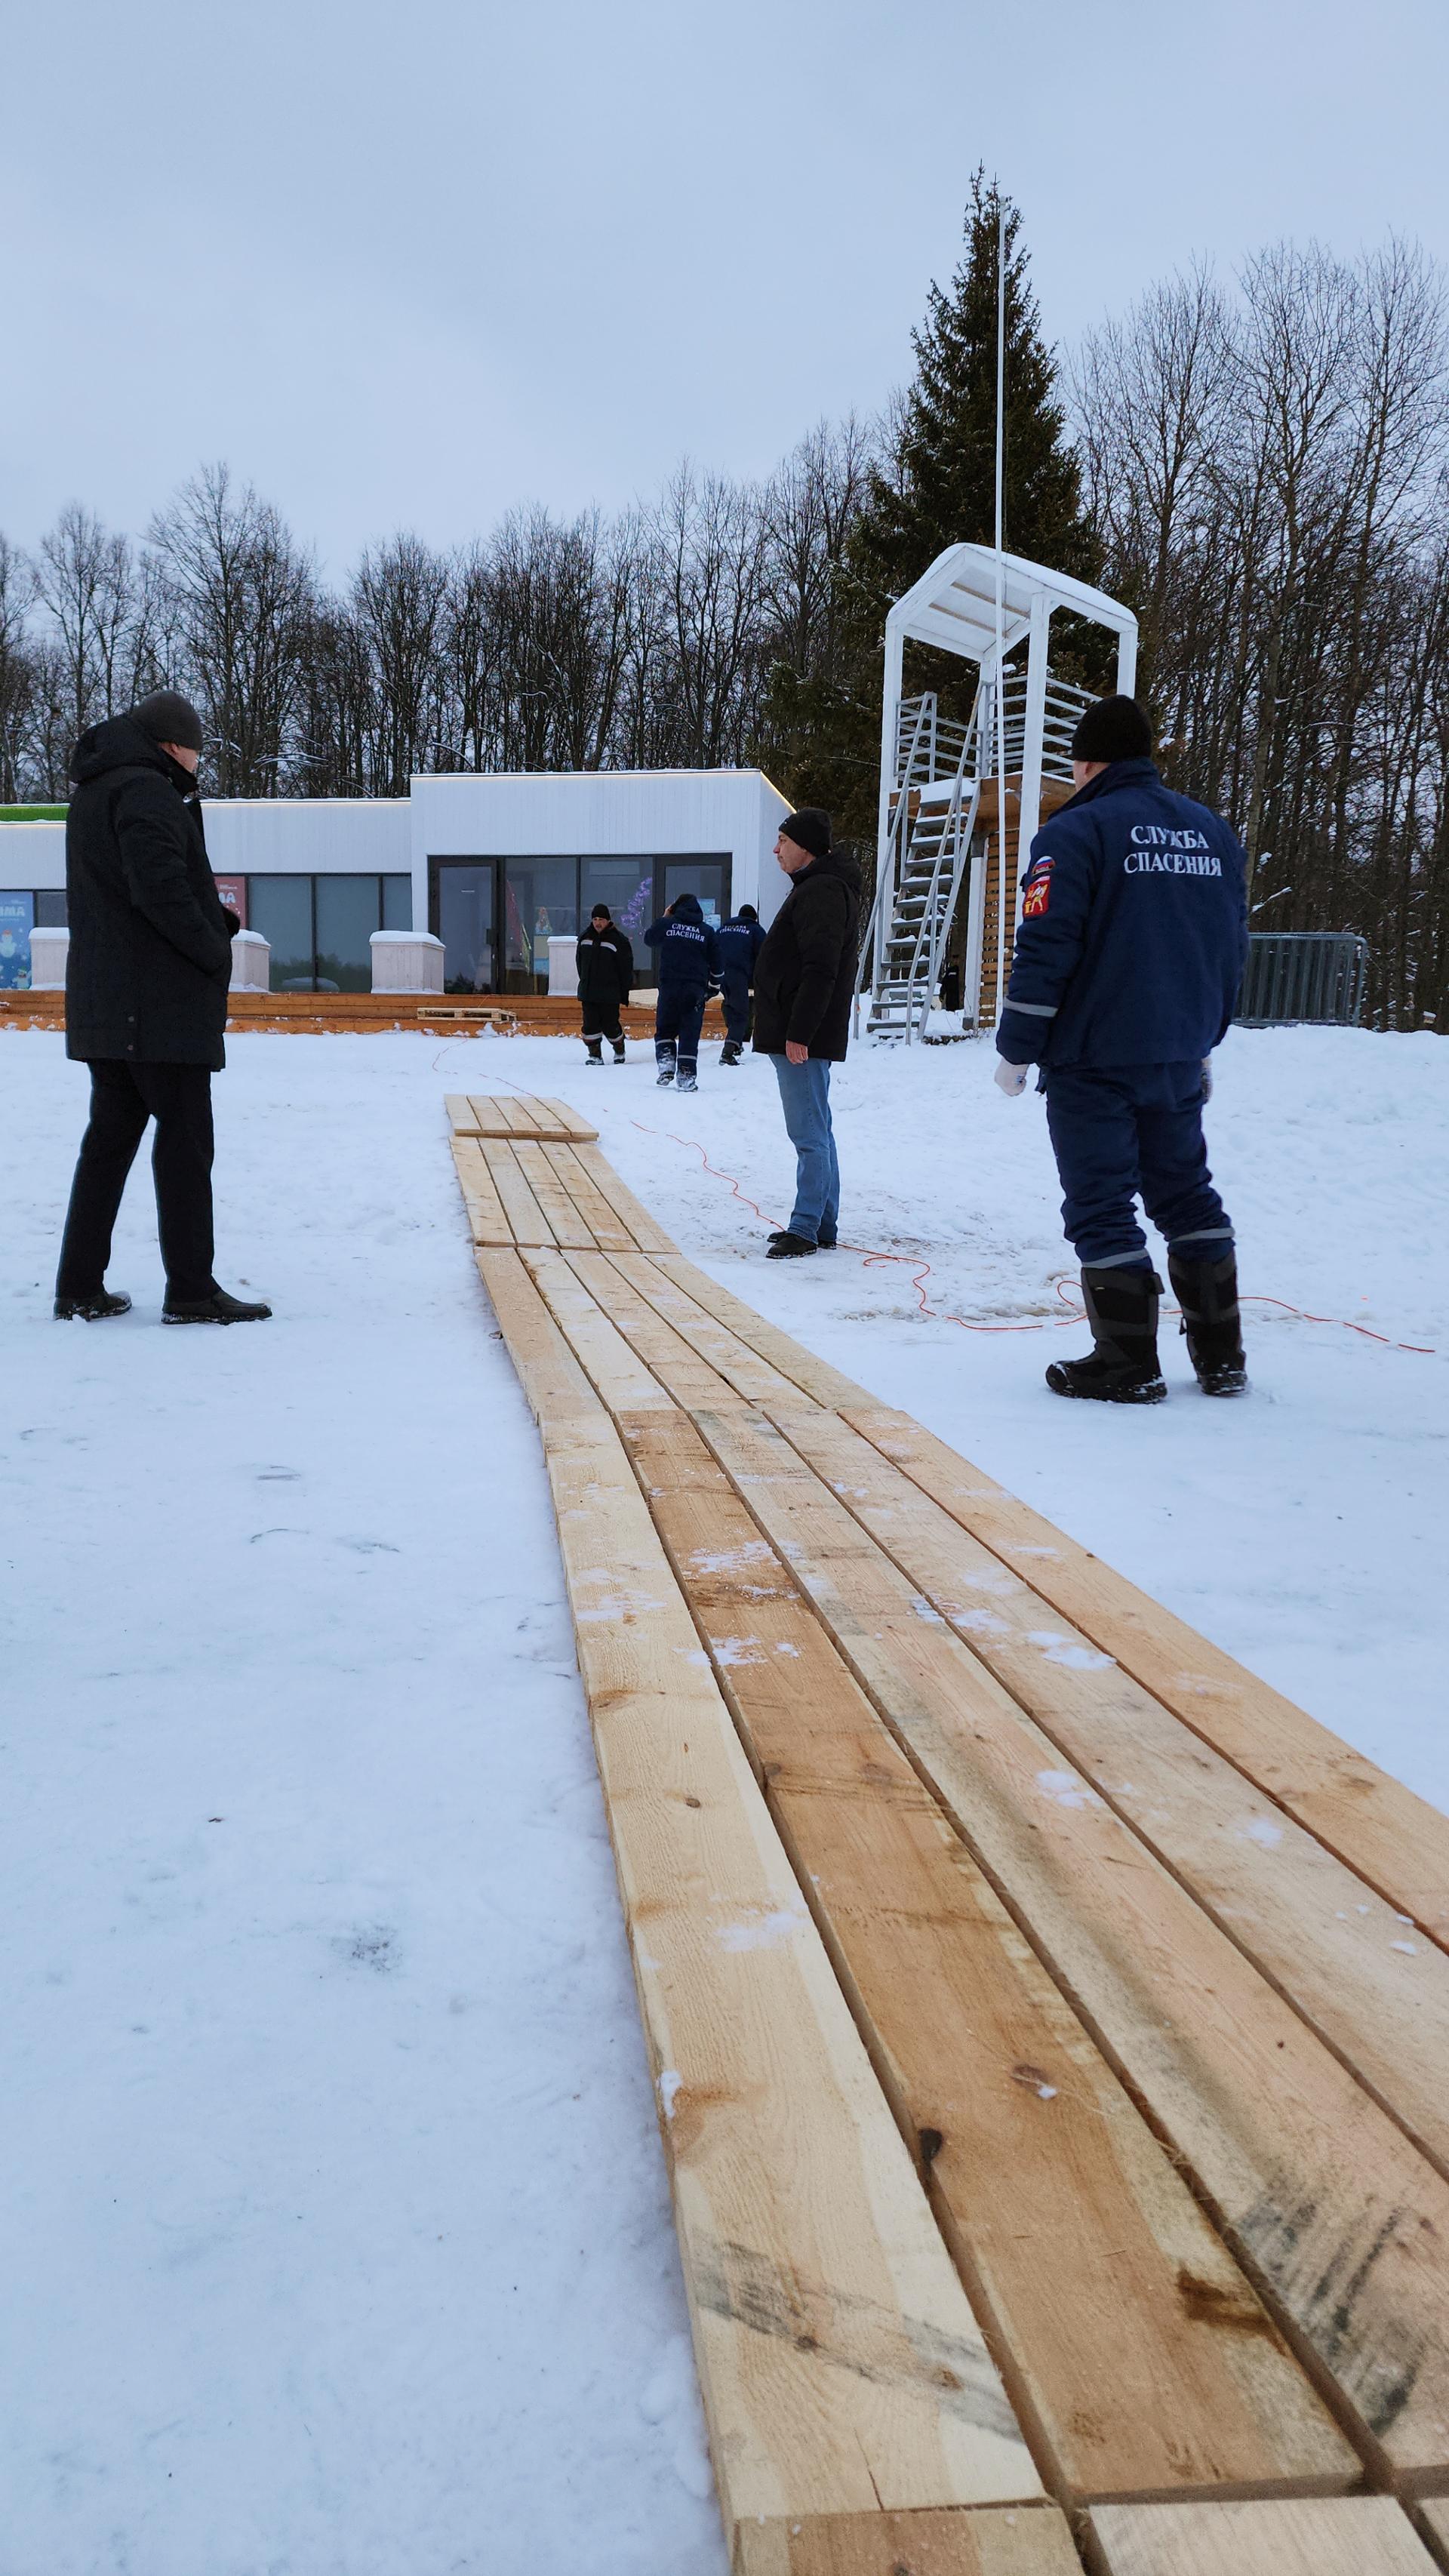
top-left (721, 1041), bottom-right (742, 1066)
top-left (611, 1036), bottom-right (626, 1063)
top-left (1169, 1249), bottom-right (1247, 1396)
top-left (1047, 1267), bottom-right (1167, 1404)
top-left (54, 1288), bottom-right (132, 1321)
top-left (583, 1038), bottom-right (604, 1068)
top-left (164, 1286), bottom-right (273, 1325)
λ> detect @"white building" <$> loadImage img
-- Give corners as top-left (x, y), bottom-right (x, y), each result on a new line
top-left (0, 769), bottom-right (791, 995)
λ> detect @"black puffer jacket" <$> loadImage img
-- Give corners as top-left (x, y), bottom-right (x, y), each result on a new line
top-left (751, 848), bottom-right (862, 1060)
top-left (575, 922), bottom-right (634, 1011)
top-left (65, 716), bottom-right (234, 1068)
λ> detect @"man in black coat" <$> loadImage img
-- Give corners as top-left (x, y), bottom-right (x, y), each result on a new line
top-left (752, 808), bottom-right (860, 1258)
top-left (54, 690), bottom-right (272, 1325)
top-left (574, 903), bottom-right (633, 1064)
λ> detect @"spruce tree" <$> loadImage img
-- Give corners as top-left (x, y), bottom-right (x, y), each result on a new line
top-left (852, 169), bottom-right (1098, 603)
top-left (758, 176), bottom-right (1100, 848)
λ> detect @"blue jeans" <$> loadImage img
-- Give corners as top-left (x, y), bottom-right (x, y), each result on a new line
top-left (1044, 1061), bottom-right (1232, 1270)
top-left (770, 1055), bottom-right (839, 1246)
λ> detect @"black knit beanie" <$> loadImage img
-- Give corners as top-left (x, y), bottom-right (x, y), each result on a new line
top-left (780, 807), bottom-right (832, 858)
top-left (132, 689), bottom-right (205, 755)
top-left (1069, 695), bottom-right (1152, 765)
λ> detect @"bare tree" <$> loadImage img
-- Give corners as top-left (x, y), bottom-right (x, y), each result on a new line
top-left (149, 463), bottom-right (314, 795)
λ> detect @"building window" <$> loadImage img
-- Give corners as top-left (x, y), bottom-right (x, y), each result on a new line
top-left (245, 874), bottom-right (412, 990)
top-left (430, 854), bottom-right (730, 996)
top-left (35, 890), bottom-right (68, 928)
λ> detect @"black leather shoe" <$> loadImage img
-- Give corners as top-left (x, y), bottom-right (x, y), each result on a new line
top-left (54, 1289), bottom-right (132, 1321)
top-left (164, 1287), bottom-right (273, 1325)
top-left (765, 1231), bottom-right (817, 1260)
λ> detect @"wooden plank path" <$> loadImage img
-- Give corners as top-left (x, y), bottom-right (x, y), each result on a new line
top-left (448, 1097), bottom-right (1449, 2573)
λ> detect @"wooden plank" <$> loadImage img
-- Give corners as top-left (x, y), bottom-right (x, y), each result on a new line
top-left (560, 1253), bottom-right (753, 1414)
top-left (510, 1141), bottom-right (600, 1249)
top-left (473, 1248), bottom-right (1043, 2538)
top-left (841, 1407), bottom-right (1449, 1954)
top-left (518, 1250), bottom-right (675, 1415)
top-left (624, 1408), bottom-right (1355, 2505)
top-left (1088, 2496), bottom-right (1438, 2576)
top-left (567, 1140), bottom-right (679, 1252)
top-left (539, 1142), bottom-right (640, 1251)
top-left (534, 1092), bottom-right (600, 1140)
top-left (686, 1404), bottom-right (1449, 2485)
top-left (612, 1254), bottom-right (825, 1411)
top-left (449, 1136), bottom-right (513, 1245)
top-left (478, 1137), bottom-right (558, 1247)
top-left (734, 2502), bottom-right (1080, 2575)
top-left (772, 1405), bottom-right (1449, 2182)
top-left (649, 1254), bottom-right (876, 1410)
top-left (445, 1091), bottom-right (479, 1131)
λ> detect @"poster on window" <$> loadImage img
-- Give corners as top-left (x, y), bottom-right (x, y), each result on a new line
top-left (212, 875), bottom-right (247, 926)
top-left (0, 891), bottom-right (34, 988)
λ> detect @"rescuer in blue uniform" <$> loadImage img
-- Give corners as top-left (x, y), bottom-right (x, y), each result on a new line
top-left (644, 893), bottom-right (720, 1091)
top-left (715, 903), bottom-right (765, 1065)
top-left (995, 695), bottom-right (1249, 1403)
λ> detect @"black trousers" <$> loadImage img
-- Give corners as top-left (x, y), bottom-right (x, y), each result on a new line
top-left (57, 1060), bottom-right (217, 1304)
top-left (654, 987), bottom-right (707, 1076)
top-left (719, 971), bottom-right (752, 1045)
top-left (580, 999), bottom-right (624, 1043)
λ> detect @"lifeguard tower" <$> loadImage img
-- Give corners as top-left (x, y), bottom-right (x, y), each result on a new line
top-left (862, 544), bottom-right (1139, 1039)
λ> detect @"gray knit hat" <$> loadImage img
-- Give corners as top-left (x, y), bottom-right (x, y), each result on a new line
top-left (131, 689), bottom-right (205, 755)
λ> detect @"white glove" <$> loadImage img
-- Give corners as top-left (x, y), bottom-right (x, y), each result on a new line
top-left (994, 1059), bottom-right (1030, 1097)
top-left (1201, 1057), bottom-right (1214, 1102)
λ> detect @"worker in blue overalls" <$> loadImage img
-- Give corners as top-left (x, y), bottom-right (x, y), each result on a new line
top-left (715, 903), bottom-right (765, 1066)
top-left (995, 695), bottom-right (1250, 1404)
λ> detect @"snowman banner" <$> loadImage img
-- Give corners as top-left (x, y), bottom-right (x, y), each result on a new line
top-left (0, 891), bottom-right (32, 989)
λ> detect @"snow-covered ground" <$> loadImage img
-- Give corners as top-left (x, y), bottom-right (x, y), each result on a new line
top-left (3, 1020), bottom-right (1444, 2575)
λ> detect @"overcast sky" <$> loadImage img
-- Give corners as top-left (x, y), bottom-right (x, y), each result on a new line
top-left (5, 0), bottom-right (1447, 577)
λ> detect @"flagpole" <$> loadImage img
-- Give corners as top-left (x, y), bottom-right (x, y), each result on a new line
top-left (993, 189), bottom-right (1008, 1029)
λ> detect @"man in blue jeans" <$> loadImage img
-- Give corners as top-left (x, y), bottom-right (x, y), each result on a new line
top-left (750, 808), bottom-right (860, 1259)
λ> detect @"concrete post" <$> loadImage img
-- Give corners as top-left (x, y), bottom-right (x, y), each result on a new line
top-left (370, 930), bottom-right (445, 994)
top-left (28, 926), bottom-right (69, 989)
top-left (230, 930), bottom-right (271, 992)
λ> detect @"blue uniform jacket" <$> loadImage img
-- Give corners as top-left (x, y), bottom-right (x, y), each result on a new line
top-left (998, 758), bottom-right (1248, 1069)
top-left (644, 907), bottom-right (720, 993)
top-left (715, 916), bottom-right (765, 986)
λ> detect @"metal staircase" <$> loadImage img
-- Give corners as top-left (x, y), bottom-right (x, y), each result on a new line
top-left (860, 667), bottom-right (1096, 1042)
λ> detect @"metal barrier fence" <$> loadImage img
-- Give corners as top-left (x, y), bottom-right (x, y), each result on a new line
top-left (1235, 931), bottom-right (1368, 1027)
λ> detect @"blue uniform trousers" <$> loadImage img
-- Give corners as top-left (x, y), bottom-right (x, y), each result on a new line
top-left (654, 985), bottom-right (707, 1078)
top-left (719, 968), bottom-right (752, 1045)
top-left (1043, 1061), bottom-right (1232, 1271)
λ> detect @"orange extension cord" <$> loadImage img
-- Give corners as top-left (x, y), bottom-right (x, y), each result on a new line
top-left (627, 1115), bottom-right (1438, 1359)
top-left (441, 1049), bottom-right (1435, 1358)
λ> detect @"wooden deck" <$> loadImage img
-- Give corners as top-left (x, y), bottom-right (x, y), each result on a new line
top-left (450, 1097), bottom-right (1449, 2575)
top-left (0, 990), bottom-right (717, 1039)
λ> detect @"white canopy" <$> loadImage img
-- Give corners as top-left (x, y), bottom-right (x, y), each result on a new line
top-left (884, 542), bottom-right (1137, 677)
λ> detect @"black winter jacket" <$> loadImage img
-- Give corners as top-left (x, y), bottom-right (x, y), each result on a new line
top-left (575, 922), bottom-right (634, 1011)
top-left (65, 716), bottom-right (234, 1069)
top-left (644, 893), bottom-right (719, 992)
top-left (751, 849), bottom-right (861, 1060)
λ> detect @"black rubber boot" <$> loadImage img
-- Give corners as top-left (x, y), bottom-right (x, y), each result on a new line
top-left (611, 1037), bottom-right (626, 1063)
top-left (721, 1041), bottom-right (742, 1066)
top-left (54, 1288), bottom-right (132, 1321)
top-left (583, 1038), bottom-right (604, 1067)
top-left (1046, 1267), bottom-right (1167, 1404)
top-left (164, 1287), bottom-right (273, 1325)
top-left (1169, 1249), bottom-right (1247, 1396)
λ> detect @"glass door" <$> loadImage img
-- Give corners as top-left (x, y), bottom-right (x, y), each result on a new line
top-left (432, 860), bottom-right (497, 993)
